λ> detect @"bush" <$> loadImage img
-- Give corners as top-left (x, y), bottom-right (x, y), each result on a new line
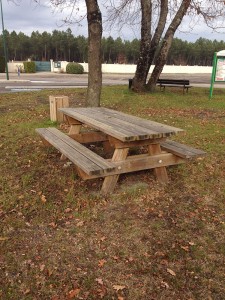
top-left (0, 56), bottom-right (5, 73)
top-left (23, 61), bottom-right (36, 73)
top-left (66, 62), bottom-right (84, 74)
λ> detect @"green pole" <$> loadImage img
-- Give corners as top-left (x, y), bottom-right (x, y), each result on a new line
top-left (0, 0), bottom-right (9, 80)
top-left (209, 52), bottom-right (217, 99)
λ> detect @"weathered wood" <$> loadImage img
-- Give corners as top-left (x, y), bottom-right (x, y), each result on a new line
top-left (101, 147), bottom-right (129, 195)
top-left (69, 131), bottom-right (108, 144)
top-left (59, 107), bottom-right (183, 141)
top-left (78, 152), bottom-right (185, 180)
top-left (49, 96), bottom-right (69, 122)
top-left (38, 108), bottom-right (206, 195)
top-left (161, 140), bottom-right (206, 159)
top-left (108, 136), bottom-right (166, 149)
top-left (36, 127), bottom-right (116, 177)
top-left (113, 153), bottom-right (184, 175)
top-left (148, 144), bottom-right (169, 183)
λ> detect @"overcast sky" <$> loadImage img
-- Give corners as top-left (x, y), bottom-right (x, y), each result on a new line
top-left (2, 1), bottom-right (225, 42)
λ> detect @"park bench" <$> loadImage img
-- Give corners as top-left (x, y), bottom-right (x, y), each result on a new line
top-left (35, 127), bottom-right (116, 178)
top-left (157, 79), bottom-right (192, 93)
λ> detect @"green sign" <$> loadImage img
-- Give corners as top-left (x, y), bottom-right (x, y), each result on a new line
top-left (209, 50), bottom-right (225, 99)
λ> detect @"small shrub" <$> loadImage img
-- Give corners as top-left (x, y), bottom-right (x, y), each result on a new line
top-left (23, 61), bottom-right (36, 73)
top-left (0, 56), bottom-right (5, 73)
top-left (66, 62), bottom-right (84, 74)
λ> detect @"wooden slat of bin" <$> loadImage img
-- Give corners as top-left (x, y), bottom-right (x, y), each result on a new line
top-left (49, 96), bottom-right (69, 122)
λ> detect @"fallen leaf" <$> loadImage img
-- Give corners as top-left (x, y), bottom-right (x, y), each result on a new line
top-left (0, 237), bottom-right (9, 241)
top-left (95, 278), bottom-right (104, 285)
top-left (113, 285), bottom-right (126, 292)
top-left (167, 268), bottom-right (176, 276)
top-left (23, 289), bottom-right (30, 295)
top-left (67, 288), bottom-right (80, 299)
top-left (97, 288), bottom-right (106, 299)
top-left (41, 194), bottom-right (46, 203)
top-left (112, 256), bottom-right (119, 260)
top-left (127, 256), bottom-right (134, 262)
top-left (98, 259), bottom-right (107, 268)
top-left (181, 245), bottom-right (189, 252)
top-left (161, 281), bottom-right (169, 289)
top-left (51, 296), bottom-right (59, 300)
top-left (40, 264), bottom-right (45, 272)
top-left (49, 222), bottom-right (57, 228)
top-left (188, 241), bottom-right (195, 246)
top-left (76, 221), bottom-right (84, 227)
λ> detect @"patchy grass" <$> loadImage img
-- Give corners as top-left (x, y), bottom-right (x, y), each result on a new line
top-left (0, 86), bottom-right (225, 300)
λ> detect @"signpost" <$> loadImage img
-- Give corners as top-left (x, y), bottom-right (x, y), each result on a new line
top-left (209, 50), bottom-right (225, 99)
top-left (0, 0), bottom-right (9, 80)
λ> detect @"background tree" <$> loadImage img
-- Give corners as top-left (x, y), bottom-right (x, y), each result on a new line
top-left (46, 0), bottom-right (102, 106)
top-left (2, 28), bottom-right (225, 65)
top-left (85, 0), bottom-right (102, 107)
top-left (107, 0), bottom-right (225, 92)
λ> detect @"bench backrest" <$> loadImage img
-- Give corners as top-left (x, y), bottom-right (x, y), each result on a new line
top-left (157, 79), bottom-right (190, 85)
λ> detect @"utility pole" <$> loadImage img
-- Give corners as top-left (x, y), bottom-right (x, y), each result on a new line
top-left (0, 0), bottom-right (9, 80)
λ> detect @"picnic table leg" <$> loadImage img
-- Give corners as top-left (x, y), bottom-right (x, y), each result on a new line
top-left (101, 147), bottom-right (129, 195)
top-left (148, 144), bottom-right (169, 183)
top-left (61, 116), bottom-right (82, 160)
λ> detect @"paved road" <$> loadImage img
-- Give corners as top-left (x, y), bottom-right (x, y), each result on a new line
top-left (0, 71), bottom-right (220, 93)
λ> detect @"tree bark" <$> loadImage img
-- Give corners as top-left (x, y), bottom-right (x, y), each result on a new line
top-left (146, 0), bottom-right (168, 71)
top-left (132, 0), bottom-right (168, 92)
top-left (147, 0), bottom-right (191, 91)
top-left (85, 0), bottom-right (102, 107)
top-left (132, 0), bottom-right (152, 92)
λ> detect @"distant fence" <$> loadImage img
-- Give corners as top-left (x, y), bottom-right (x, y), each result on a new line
top-left (7, 61), bottom-right (213, 74)
top-left (35, 61), bottom-right (51, 72)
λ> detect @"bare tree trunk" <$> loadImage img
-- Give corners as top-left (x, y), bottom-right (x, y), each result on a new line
top-left (147, 0), bottom-right (191, 91)
top-left (85, 0), bottom-right (102, 107)
top-left (146, 0), bottom-right (168, 70)
top-left (132, 0), bottom-right (152, 92)
top-left (132, 0), bottom-right (168, 92)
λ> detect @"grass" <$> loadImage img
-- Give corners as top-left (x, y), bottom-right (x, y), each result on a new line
top-left (0, 86), bottom-right (225, 299)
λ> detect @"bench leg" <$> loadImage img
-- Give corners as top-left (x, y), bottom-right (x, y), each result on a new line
top-left (101, 148), bottom-right (129, 195)
top-left (148, 144), bottom-right (169, 183)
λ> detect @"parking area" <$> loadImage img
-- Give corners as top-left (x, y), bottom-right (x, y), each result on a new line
top-left (0, 72), bottom-right (221, 93)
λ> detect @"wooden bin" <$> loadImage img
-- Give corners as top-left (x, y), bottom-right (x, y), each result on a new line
top-left (49, 95), bottom-right (69, 122)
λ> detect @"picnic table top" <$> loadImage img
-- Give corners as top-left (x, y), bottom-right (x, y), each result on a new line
top-left (59, 107), bottom-right (184, 142)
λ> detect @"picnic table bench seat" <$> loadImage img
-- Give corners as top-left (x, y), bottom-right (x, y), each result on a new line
top-left (36, 127), bottom-right (116, 178)
top-left (157, 79), bottom-right (192, 93)
top-left (161, 140), bottom-right (206, 159)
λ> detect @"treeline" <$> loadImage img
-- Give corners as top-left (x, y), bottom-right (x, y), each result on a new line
top-left (0, 28), bottom-right (224, 65)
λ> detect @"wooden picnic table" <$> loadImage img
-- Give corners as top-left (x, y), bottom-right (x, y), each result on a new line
top-left (36, 107), bottom-right (206, 195)
top-left (58, 107), bottom-right (185, 193)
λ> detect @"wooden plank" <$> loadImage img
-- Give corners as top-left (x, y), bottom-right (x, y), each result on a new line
top-left (36, 128), bottom-right (116, 176)
top-left (59, 107), bottom-right (184, 141)
top-left (90, 107), bottom-right (184, 137)
top-left (161, 140), bottom-right (206, 159)
top-left (60, 108), bottom-right (129, 141)
top-left (108, 136), bottom-right (166, 148)
top-left (78, 153), bottom-right (185, 179)
top-left (113, 153), bottom-right (184, 174)
top-left (101, 147), bottom-right (129, 195)
top-left (148, 144), bottom-right (169, 183)
top-left (69, 131), bottom-right (108, 143)
top-left (49, 95), bottom-right (69, 122)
